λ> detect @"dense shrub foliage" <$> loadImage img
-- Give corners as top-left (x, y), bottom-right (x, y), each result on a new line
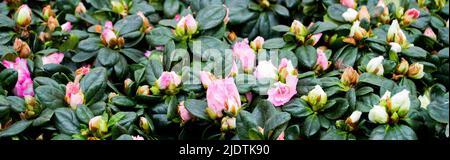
top-left (0, 0), bottom-right (449, 140)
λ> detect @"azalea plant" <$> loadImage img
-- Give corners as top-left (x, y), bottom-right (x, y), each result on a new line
top-left (0, 0), bottom-right (448, 140)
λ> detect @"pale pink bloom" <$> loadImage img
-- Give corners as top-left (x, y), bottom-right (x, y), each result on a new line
top-left (200, 71), bottom-right (215, 89)
top-left (1, 58), bottom-right (34, 97)
top-left (229, 60), bottom-right (238, 77)
top-left (254, 61), bottom-right (277, 80)
top-left (277, 132), bottom-right (285, 140)
top-left (76, 65), bottom-right (91, 76)
top-left (104, 21), bottom-right (113, 30)
top-left (65, 82), bottom-right (80, 98)
top-left (206, 78), bottom-right (241, 118)
top-left (132, 135), bottom-right (144, 140)
top-left (101, 29), bottom-right (117, 46)
top-left (144, 50), bottom-right (152, 57)
top-left (157, 71), bottom-right (181, 90)
top-left (61, 22), bottom-right (72, 32)
top-left (404, 8), bottom-right (420, 19)
top-left (155, 46), bottom-right (165, 51)
top-left (42, 53), bottom-right (64, 65)
top-left (65, 82), bottom-right (84, 109)
top-left (340, 0), bottom-right (356, 8)
top-left (174, 14), bottom-right (181, 22)
top-left (310, 33), bottom-right (322, 46)
top-left (423, 27), bottom-right (437, 40)
top-left (184, 14), bottom-right (198, 35)
top-left (316, 48), bottom-right (329, 71)
top-left (178, 101), bottom-right (192, 122)
top-left (267, 75), bottom-right (298, 107)
top-left (245, 92), bottom-right (253, 104)
top-left (233, 39), bottom-right (256, 73)
top-left (69, 92), bottom-right (84, 109)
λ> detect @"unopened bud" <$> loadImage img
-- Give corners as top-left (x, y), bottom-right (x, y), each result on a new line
top-left (139, 117), bottom-right (150, 133)
top-left (15, 4), bottom-right (32, 28)
top-left (407, 63), bottom-right (424, 79)
top-left (341, 67), bottom-right (359, 87)
top-left (136, 85), bottom-right (151, 95)
top-left (42, 5), bottom-right (55, 21)
top-left (395, 58), bottom-right (409, 75)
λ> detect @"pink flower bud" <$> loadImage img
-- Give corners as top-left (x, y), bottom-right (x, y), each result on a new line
top-left (61, 22), bottom-right (72, 32)
top-left (316, 48), bottom-right (329, 71)
top-left (132, 135), bottom-right (144, 140)
top-left (250, 36), bottom-right (265, 51)
top-left (15, 4), bottom-right (32, 27)
top-left (42, 53), bottom-right (64, 65)
top-left (232, 39), bottom-right (256, 73)
top-left (101, 28), bottom-right (117, 47)
top-left (340, 0), bottom-right (356, 8)
top-left (1, 58), bottom-right (34, 97)
top-left (178, 101), bottom-right (192, 123)
top-left (402, 8), bottom-right (420, 26)
top-left (423, 27), bottom-right (437, 40)
top-left (156, 71), bottom-right (181, 90)
top-left (144, 50), bottom-right (152, 58)
top-left (200, 71), bottom-right (215, 89)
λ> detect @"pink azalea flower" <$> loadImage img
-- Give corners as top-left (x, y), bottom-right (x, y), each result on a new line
top-left (340, 0), bottom-right (356, 8)
top-left (178, 101), bottom-right (192, 123)
top-left (316, 48), bottom-right (329, 71)
top-left (1, 58), bottom-right (34, 97)
top-left (206, 78), bottom-right (241, 118)
top-left (61, 22), bottom-right (72, 32)
top-left (232, 39), bottom-right (256, 73)
top-left (267, 75), bottom-right (298, 107)
top-left (157, 71), bottom-right (181, 90)
top-left (42, 53), bottom-right (64, 65)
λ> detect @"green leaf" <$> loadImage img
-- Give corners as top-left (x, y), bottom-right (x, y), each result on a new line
top-left (80, 67), bottom-right (107, 105)
top-left (303, 114), bottom-right (320, 137)
top-left (401, 46), bottom-right (428, 59)
top-left (197, 5), bottom-right (226, 30)
top-left (295, 45), bottom-right (317, 69)
top-left (163, 0), bottom-right (180, 18)
top-left (324, 98), bottom-right (349, 120)
top-left (356, 86), bottom-right (374, 96)
top-left (427, 92), bottom-right (449, 123)
top-left (252, 100), bottom-right (277, 127)
top-left (284, 125), bottom-right (301, 140)
top-left (98, 48), bottom-right (120, 67)
top-left (370, 125), bottom-right (417, 140)
top-left (327, 4), bottom-right (347, 22)
top-left (77, 38), bottom-right (100, 52)
top-left (111, 96), bottom-right (136, 108)
top-left (0, 120), bottom-right (32, 138)
top-left (145, 59), bottom-right (163, 85)
top-left (0, 69), bottom-right (18, 89)
top-left (108, 112), bottom-right (125, 127)
top-left (54, 108), bottom-right (80, 135)
top-left (166, 96), bottom-right (179, 120)
top-left (120, 48), bottom-right (144, 63)
top-left (117, 112), bottom-right (137, 128)
top-left (272, 4), bottom-right (289, 17)
top-left (114, 15), bottom-right (143, 35)
top-left (75, 105), bottom-right (94, 124)
top-left (282, 98), bottom-right (313, 118)
top-left (72, 50), bottom-right (98, 63)
top-left (184, 99), bottom-right (209, 121)
top-left (0, 14), bottom-right (14, 28)
top-left (32, 108), bottom-right (54, 127)
top-left (320, 128), bottom-right (347, 140)
top-left (271, 25), bottom-right (290, 32)
top-left (116, 134), bottom-right (134, 140)
top-left (309, 21), bottom-right (338, 34)
top-left (333, 45), bottom-right (358, 68)
top-left (6, 96), bottom-right (25, 113)
top-left (263, 38), bottom-right (286, 49)
top-left (35, 86), bottom-right (66, 109)
top-left (236, 110), bottom-right (259, 140)
top-left (146, 27), bottom-right (174, 45)
top-left (264, 112), bottom-right (290, 139)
